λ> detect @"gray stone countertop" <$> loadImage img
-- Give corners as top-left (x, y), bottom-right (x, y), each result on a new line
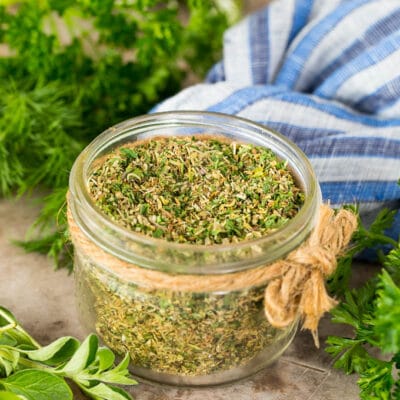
top-left (0, 196), bottom-right (362, 399)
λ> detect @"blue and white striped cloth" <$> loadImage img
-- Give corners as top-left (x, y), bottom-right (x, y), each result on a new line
top-left (155, 0), bottom-right (400, 240)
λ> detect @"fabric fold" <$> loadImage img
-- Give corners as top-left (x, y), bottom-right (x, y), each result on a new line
top-left (154, 0), bottom-right (400, 238)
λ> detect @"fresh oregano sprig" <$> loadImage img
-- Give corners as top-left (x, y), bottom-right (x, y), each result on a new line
top-left (0, 306), bottom-right (137, 400)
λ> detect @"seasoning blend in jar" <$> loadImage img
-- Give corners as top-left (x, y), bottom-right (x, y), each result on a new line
top-left (68, 111), bottom-right (323, 386)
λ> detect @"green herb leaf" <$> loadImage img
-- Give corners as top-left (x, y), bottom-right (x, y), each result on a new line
top-left (120, 148), bottom-right (138, 160)
top-left (358, 359), bottom-right (394, 400)
top-left (0, 0), bottom-right (236, 268)
top-left (384, 245), bottom-right (400, 284)
top-left (0, 308), bottom-right (36, 349)
top-left (23, 337), bottom-right (79, 364)
top-left (369, 208), bottom-right (397, 235)
top-left (0, 370), bottom-right (72, 400)
top-left (61, 334), bottom-right (98, 375)
top-left (96, 348), bottom-right (115, 372)
top-left (0, 309), bottom-right (16, 327)
top-left (109, 353), bottom-right (130, 375)
top-left (81, 383), bottom-right (133, 400)
top-left (0, 307), bottom-right (136, 400)
top-left (0, 391), bottom-right (26, 400)
top-left (92, 354), bottom-right (137, 386)
top-left (373, 270), bottom-right (400, 354)
top-left (326, 198), bottom-right (400, 397)
top-left (325, 336), bottom-right (370, 374)
top-left (0, 348), bottom-right (19, 377)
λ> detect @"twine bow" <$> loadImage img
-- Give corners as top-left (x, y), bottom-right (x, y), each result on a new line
top-left (264, 206), bottom-right (358, 347)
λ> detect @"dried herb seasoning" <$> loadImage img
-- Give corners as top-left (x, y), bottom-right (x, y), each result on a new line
top-left (76, 259), bottom-right (290, 377)
top-left (88, 136), bottom-right (304, 245)
top-left (81, 135), bottom-right (304, 378)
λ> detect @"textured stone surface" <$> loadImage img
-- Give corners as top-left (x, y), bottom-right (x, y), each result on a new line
top-left (0, 196), bottom-right (363, 399)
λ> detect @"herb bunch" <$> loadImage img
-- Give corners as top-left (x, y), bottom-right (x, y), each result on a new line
top-left (0, 306), bottom-right (137, 400)
top-left (326, 203), bottom-right (400, 399)
top-left (0, 0), bottom-right (239, 269)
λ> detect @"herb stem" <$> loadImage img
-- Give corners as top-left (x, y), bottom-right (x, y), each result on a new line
top-left (358, 225), bottom-right (398, 248)
top-left (0, 308), bottom-right (40, 348)
top-left (14, 357), bottom-right (51, 372)
top-left (0, 323), bottom-right (17, 334)
top-left (370, 233), bottom-right (398, 248)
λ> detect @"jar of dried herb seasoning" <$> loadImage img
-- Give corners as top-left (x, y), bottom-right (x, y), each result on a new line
top-left (68, 111), bottom-right (322, 386)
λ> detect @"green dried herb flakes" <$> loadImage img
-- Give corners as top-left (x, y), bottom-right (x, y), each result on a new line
top-left (79, 261), bottom-right (280, 376)
top-left (89, 136), bottom-right (304, 245)
top-left (84, 136), bottom-right (303, 377)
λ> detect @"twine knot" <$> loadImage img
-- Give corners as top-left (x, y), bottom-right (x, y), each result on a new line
top-left (264, 206), bottom-right (358, 347)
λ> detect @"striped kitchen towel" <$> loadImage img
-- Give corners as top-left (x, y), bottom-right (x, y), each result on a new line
top-left (154, 0), bottom-right (400, 240)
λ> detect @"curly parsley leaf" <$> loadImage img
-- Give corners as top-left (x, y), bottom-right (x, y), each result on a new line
top-left (326, 198), bottom-right (400, 399)
top-left (358, 359), bottom-right (394, 400)
top-left (373, 270), bottom-right (400, 354)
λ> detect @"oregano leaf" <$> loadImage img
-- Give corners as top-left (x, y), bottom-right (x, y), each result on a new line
top-left (81, 383), bottom-right (133, 400)
top-left (24, 336), bottom-right (79, 364)
top-left (61, 334), bottom-right (98, 375)
top-left (0, 370), bottom-right (72, 400)
top-left (0, 391), bottom-right (27, 400)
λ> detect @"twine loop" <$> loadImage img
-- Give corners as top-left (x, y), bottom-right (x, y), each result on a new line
top-left (264, 206), bottom-right (357, 347)
top-left (68, 198), bottom-right (357, 347)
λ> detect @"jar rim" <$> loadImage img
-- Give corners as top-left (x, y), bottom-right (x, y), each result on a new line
top-left (69, 111), bottom-right (321, 273)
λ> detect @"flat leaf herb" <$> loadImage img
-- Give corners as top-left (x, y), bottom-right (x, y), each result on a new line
top-left (0, 307), bottom-right (137, 400)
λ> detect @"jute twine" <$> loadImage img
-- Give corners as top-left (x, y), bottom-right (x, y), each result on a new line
top-left (68, 201), bottom-right (357, 347)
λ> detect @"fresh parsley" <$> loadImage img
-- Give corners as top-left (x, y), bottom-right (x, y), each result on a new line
top-left (326, 205), bottom-right (400, 399)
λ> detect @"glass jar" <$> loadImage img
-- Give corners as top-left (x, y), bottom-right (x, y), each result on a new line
top-left (68, 111), bottom-right (321, 386)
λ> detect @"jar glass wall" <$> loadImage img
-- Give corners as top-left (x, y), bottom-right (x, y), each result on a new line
top-left (69, 111), bottom-right (321, 386)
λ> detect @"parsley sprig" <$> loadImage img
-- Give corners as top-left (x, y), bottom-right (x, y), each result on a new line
top-left (326, 206), bottom-right (400, 399)
top-left (0, 307), bottom-right (137, 400)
